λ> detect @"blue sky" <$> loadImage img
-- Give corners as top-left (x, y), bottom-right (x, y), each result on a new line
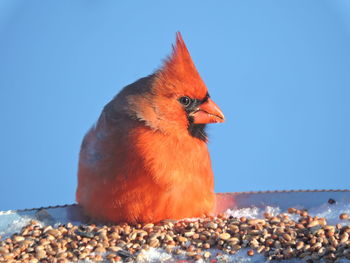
top-left (1, 1), bottom-right (350, 211)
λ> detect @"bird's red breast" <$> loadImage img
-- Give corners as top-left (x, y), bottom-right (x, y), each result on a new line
top-left (76, 33), bottom-right (224, 223)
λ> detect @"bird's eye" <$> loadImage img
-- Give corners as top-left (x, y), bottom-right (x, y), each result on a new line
top-left (179, 96), bottom-right (192, 107)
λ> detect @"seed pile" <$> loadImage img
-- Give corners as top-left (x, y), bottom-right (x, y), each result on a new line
top-left (0, 209), bottom-right (350, 262)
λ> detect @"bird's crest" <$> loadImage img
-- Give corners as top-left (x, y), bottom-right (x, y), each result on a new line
top-left (155, 32), bottom-right (207, 99)
top-left (166, 32), bottom-right (196, 75)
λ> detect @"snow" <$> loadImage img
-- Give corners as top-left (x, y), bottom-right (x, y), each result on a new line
top-left (0, 215), bottom-right (34, 239)
top-left (134, 201), bottom-right (350, 263)
top-left (1, 191), bottom-right (350, 262)
top-left (224, 206), bottom-right (281, 219)
top-left (0, 206), bottom-right (82, 239)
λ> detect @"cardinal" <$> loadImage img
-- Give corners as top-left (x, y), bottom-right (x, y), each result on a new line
top-left (76, 32), bottom-right (225, 223)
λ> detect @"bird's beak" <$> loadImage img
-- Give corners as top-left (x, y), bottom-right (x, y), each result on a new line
top-left (191, 98), bottom-right (225, 124)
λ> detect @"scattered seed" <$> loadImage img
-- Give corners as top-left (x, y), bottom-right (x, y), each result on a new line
top-left (2, 207), bottom-right (350, 262)
top-left (340, 213), bottom-right (349, 220)
top-left (184, 231), bottom-right (195, 237)
top-left (307, 220), bottom-right (320, 228)
top-left (204, 222), bottom-right (217, 229)
top-left (328, 198), bottom-right (336, 204)
top-left (219, 232), bottom-right (231, 240)
top-left (12, 236), bottom-right (25, 243)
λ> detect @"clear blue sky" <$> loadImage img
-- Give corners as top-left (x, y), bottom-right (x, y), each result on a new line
top-left (1, 1), bottom-right (350, 211)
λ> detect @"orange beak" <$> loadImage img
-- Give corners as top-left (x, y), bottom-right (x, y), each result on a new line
top-left (191, 98), bottom-right (225, 124)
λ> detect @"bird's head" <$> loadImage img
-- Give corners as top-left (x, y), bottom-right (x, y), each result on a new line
top-left (121, 32), bottom-right (224, 141)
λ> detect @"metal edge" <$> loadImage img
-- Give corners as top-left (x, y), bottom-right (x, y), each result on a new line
top-left (2, 189), bottom-right (350, 213)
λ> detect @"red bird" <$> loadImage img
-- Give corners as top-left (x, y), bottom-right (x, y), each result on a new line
top-left (76, 33), bottom-right (224, 223)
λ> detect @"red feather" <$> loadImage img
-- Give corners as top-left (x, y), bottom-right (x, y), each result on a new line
top-left (76, 32), bottom-right (224, 223)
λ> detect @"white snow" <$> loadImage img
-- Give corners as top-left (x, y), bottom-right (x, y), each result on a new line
top-left (224, 206), bottom-right (281, 219)
top-left (1, 192), bottom-right (350, 262)
top-left (133, 201), bottom-right (350, 263)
